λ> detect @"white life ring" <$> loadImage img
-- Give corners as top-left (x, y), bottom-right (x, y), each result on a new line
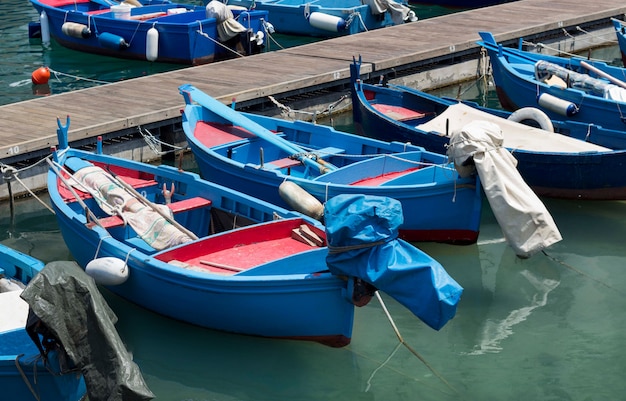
top-left (507, 107), bottom-right (555, 132)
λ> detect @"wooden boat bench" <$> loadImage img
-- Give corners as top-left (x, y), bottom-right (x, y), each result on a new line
top-left (265, 146), bottom-right (345, 170)
top-left (89, 196), bottom-right (213, 230)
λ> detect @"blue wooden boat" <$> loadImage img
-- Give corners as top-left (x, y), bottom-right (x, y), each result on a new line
top-left (0, 243), bottom-right (87, 401)
top-left (350, 58), bottom-right (626, 200)
top-left (611, 18), bottom-right (626, 67)
top-left (477, 31), bottom-right (626, 133)
top-left (29, 0), bottom-right (269, 65)
top-left (179, 83), bottom-right (483, 244)
top-left (47, 116), bottom-right (462, 345)
top-left (213, 0), bottom-right (416, 37)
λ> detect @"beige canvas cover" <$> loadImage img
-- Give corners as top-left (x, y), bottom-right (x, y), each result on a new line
top-left (447, 120), bottom-right (562, 258)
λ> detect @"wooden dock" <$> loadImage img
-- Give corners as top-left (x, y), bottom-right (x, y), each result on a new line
top-left (1, 0), bottom-right (625, 166)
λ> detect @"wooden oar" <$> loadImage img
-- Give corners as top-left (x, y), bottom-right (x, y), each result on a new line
top-left (580, 60), bottom-right (626, 90)
top-left (179, 84), bottom-right (336, 174)
top-left (105, 169), bottom-right (199, 241)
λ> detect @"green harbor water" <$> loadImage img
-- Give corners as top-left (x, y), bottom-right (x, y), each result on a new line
top-left (2, 0), bottom-right (626, 400)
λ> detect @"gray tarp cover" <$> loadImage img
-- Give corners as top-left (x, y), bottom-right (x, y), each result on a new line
top-left (20, 261), bottom-right (154, 401)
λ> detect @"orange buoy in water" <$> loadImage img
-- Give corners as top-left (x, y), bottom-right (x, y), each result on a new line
top-left (31, 66), bottom-right (50, 85)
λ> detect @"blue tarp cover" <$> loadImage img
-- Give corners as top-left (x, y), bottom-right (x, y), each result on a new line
top-left (324, 194), bottom-right (463, 330)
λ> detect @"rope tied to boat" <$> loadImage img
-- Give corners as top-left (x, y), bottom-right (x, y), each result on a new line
top-left (267, 94), bottom-right (351, 122)
top-left (1, 159), bottom-right (56, 214)
top-left (196, 22), bottom-right (245, 58)
top-left (137, 125), bottom-right (185, 155)
top-left (15, 353), bottom-right (41, 401)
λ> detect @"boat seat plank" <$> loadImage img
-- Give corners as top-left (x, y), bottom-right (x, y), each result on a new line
top-left (89, 196), bottom-right (212, 229)
top-left (372, 103), bottom-right (435, 122)
top-left (266, 157), bottom-right (302, 169)
top-left (194, 121), bottom-right (257, 147)
top-left (315, 146), bottom-right (346, 157)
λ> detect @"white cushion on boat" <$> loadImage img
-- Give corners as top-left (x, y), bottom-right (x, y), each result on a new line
top-left (0, 290), bottom-right (28, 333)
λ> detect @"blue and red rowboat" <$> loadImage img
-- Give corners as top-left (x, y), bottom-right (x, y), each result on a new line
top-left (350, 57), bottom-right (626, 200)
top-left (179, 84), bottom-right (483, 244)
top-left (48, 115), bottom-right (462, 346)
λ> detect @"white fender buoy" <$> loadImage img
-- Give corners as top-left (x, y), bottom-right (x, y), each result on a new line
top-left (62, 22), bottom-right (91, 39)
top-left (278, 181), bottom-right (324, 222)
top-left (507, 107), bottom-right (555, 132)
top-left (40, 11), bottom-right (50, 44)
top-left (537, 93), bottom-right (579, 117)
top-left (85, 257), bottom-right (129, 285)
top-left (308, 12), bottom-right (347, 32)
top-left (146, 26), bottom-right (158, 61)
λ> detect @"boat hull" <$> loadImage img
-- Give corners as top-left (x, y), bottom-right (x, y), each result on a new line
top-left (189, 145), bottom-right (482, 243)
top-left (1, 333), bottom-right (86, 401)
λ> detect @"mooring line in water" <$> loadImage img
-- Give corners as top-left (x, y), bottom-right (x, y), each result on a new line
top-left (542, 250), bottom-right (625, 295)
top-left (364, 342), bottom-right (402, 392)
top-left (375, 292), bottom-right (459, 395)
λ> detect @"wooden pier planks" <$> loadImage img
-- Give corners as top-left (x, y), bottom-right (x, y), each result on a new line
top-left (1, 0), bottom-right (625, 161)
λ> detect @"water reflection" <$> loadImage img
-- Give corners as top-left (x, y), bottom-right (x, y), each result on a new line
top-left (103, 287), bottom-right (374, 401)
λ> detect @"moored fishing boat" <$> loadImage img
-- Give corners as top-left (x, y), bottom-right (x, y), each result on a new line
top-left (212, 0), bottom-right (416, 37)
top-left (477, 31), bottom-right (626, 133)
top-left (179, 83), bottom-right (484, 244)
top-left (47, 115), bottom-right (463, 346)
top-left (29, 0), bottom-right (269, 65)
top-left (350, 57), bottom-right (626, 200)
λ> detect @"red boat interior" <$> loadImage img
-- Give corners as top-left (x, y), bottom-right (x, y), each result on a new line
top-left (155, 218), bottom-right (326, 275)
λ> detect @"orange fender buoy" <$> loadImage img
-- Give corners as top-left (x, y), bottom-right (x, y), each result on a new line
top-left (31, 66), bottom-right (50, 85)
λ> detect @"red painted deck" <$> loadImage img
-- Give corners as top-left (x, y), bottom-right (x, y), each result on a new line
top-left (156, 219), bottom-right (325, 274)
top-left (350, 167), bottom-right (420, 186)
